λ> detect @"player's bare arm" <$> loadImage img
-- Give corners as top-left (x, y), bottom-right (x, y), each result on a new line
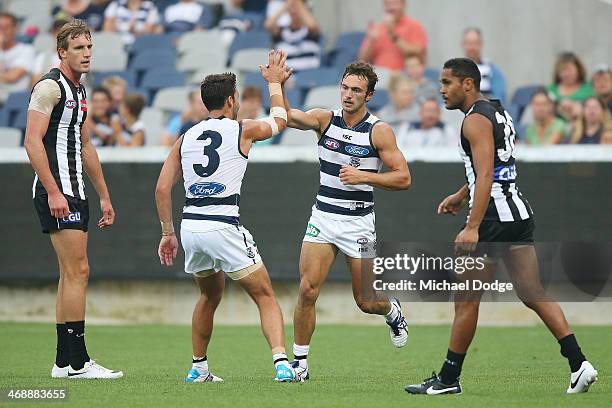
top-left (241, 50), bottom-right (292, 153)
top-left (81, 117), bottom-right (115, 228)
top-left (339, 122), bottom-right (411, 190)
top-left (155, 137), bottom-right (184, 266)
top-left (438, 184), bottom-right (469, 216)
top-left (454, 113), bottom-right (494, 253)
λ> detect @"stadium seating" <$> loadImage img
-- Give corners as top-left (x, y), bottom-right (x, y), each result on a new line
top-left (511, 84), bottom-right (542, 119)
top-left (227, 30), bottom-right (271, 64)
top-left (279, 128), bottom-right (318, 146)
top-left (4, 91), bottom-right (30, 128)
top-left (294, 67), bottom-right (343, 91)
top-left (177, 30), bottom-right (227, 56)
top-left (140, 67), bottom-right (187, 101)
top-left (92, 71), bottom-right (138, 88)
top-left (91, 32), bottom-right (124, 54)
top-left (0, 127), bottom-right (22, 147)
top-left (33, 33), bottom-right (54, 54)
top-left (140, 107), bottom-right (165, 146)
top-left (130, 49), bottom-right (177, 74)
top-left (177, 49), bottom-right (228, 74)
top-left (230, 48), bottom-right (271, 74)
top-left (327, 31), bottom-right (365, 67)
top-left (369, 89), bottom-right (390, 112)
top-left (152, 86), bottom-right (192, 113)
top-left (130, 34), bottom-right (179, 56)
top-left (8, 0), bottom-right (50, 20)
top-left (91, 50), bottom-right (128, 72)
top-left (304, 86), bottom-right (339, 110)
top-left (425, 67), bottom-right (441, 83)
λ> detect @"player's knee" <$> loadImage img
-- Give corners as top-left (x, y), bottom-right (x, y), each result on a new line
top-left (298, 280), bottom-right (321, 305)
top-left (355, 298), bottom-right (376, 314)
top-left (201, 292), bottom-right (223, 307)
top-left (64, 258), bottom-right (89, 283)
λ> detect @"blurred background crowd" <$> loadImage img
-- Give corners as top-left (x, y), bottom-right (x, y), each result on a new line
top-left (0, 0), bottom-right (610, 148)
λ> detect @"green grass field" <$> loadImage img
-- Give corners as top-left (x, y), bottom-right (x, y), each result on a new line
top-left (0, 322), bottom-right (609, 407)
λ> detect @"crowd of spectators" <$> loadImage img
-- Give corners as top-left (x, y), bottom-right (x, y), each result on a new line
top-left (0, 0), bottom-right (610, 147)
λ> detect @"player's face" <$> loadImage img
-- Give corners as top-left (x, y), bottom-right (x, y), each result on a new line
top-left (439, 68), bottom-right (465, 110)
top-left (230, 90), bottom-right (240, 119)
top-left (61, 34), bottom-right (93, 74)
top-left (340, 75), bottom-right (371, 114)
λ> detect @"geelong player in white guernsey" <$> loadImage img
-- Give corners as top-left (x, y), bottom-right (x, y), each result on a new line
top-left (405, 58), bottom-right (597, 395)
top-left (281, 62), bottom-right (412, 380)
top-left (24, 20), bottom-right (122, 380)
top-left (155, 50), bottom-right (299, 383)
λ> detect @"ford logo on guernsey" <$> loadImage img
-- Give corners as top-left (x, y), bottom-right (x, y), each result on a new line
top-left (324, 138), bottom-right (340, 150)
top-left (345, 145), bottom-right (369, 157)
top-left (189, 182), bottom-right (226, 197)
top-left (59, 212), bottom-right (81, 224)
top-left (65, 100), bottom-right (77, 109)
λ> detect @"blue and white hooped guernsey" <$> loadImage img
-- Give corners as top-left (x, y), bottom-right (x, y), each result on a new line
top-left (316, 109), bottom-right (382, 217)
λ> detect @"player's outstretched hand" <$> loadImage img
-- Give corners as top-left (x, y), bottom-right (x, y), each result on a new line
top-left (437, 193), bottom-right (467, 216)
top-left (159, 235), bottom-right (178, 266)
top-left (260, 49), bottom-right (288, 84)
top-left (98, 197), bottom-right (115, 228)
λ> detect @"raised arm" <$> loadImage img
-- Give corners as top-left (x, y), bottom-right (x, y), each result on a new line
top-left (339, 122), bottom-right (411, 191)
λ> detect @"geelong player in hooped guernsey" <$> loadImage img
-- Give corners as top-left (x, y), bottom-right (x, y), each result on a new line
top-left (155, 50), bottom-right (301, 383)
top-left (405, 58), bottom-right (598, 396)
top-left (281, 61), bottom-right (412, 380)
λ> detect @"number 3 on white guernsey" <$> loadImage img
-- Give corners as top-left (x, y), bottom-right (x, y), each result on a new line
top-left (193, 130), bottom-right (222, 177)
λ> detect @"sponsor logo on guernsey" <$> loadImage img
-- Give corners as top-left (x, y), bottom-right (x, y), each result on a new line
top-left (357, 237), bottom-right (369, 244)
top-left (188, 182), bottom-right (226, 197)
top-left (65, 100), bottom-right (77, 109)
top-left (305, 223), bottom-right (320, 237)
top-left (59, 212), bottom-right (81, 224)
top-left (493, 164), bottom-right (517, 181)
top-left (345, 145), bottom-right (369, 157)
top-left (324, 138), bottom-right (340, 150)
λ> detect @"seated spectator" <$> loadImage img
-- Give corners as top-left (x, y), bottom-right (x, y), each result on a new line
top-left (0, 12), bottom-right (35, 103)
top-left (592, 64), bottom-right (612, 112)
top-left (237, 85), bottom-right (275, 146)
top-left (265, 0), bottom-right (321, 71)
top-left (404, 54), bottom-right (438, 102)
top-left (89, 87), bottom-right (115, 146)
top-left (569, 97), bottom-right (612, 144)
top-left (112, 93), bottom-right (146, 146)
top-left (266, 0), bottom-right (291, 28)
top-left (359, 0), bottom-right (427, 72)
top-left (31, 19), bottom-right (68, 86)
top-left (103, 0), bottom-right (161, 45)
top-left (557, 98), bottom-right (582, 124)
top-left (524, 89), bottom-right (566, 145)
top-left (376, 75), bottom-right (419, 133)
top-left (101, 75), bottom-right (127, 114)
top-left (548, 52), bottom-right (595, 103)
top-left (397, 98), bottom-right (456, 147)
top-left (163, 0), bottom-right (209, 33)
top-left (462, 27), bottom-right (507, 103)
top-left (53, 0), bottom-right (112, 31)
top-left (161, 89), bottom-right (209, 147)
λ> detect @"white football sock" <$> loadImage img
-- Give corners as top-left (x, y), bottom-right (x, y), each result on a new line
top-left (192, 355), bottom-right (208, 374)
top-left (293, 344), bottom-right (309, 366)
top-left (273, 353), bottom-right (289, 368)
top-left (384, 300), bottom-right (400, 323)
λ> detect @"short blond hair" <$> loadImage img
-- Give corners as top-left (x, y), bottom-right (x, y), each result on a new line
top-left (56, 19), bottom-right (91, 59)
top-left (101, 75), bottom-right (127, 91)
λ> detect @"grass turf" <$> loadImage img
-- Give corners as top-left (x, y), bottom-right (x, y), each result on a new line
top-left (0, 322), bottom-right (609, 407)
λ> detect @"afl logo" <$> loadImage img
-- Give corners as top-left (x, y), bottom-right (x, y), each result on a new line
top-left (324, 138), bottom-right (340, 150)
top-left (65, 100), bottom-right (77, 109)
top-left (345, 145), bottom-right (369, 157)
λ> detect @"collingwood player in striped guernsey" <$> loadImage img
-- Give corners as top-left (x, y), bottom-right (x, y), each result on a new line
top-left (281, 62), bottom-right (412, 380)
top-left (405, 58), bottom-right (598, 396)
top-left (155, 50), bottom-right (300, 383)
top-left (24, 20), bottom-right (122, 379)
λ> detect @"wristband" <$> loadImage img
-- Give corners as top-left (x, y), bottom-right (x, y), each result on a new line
top-left (268, 82), bottom-right (282, 97)
top-left (161, 220), bottom-right (175, 236)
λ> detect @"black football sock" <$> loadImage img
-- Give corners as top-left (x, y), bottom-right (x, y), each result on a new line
top-left (439, 349), bottom-right (466, 385)
top-left (55, 323), bottom-right (70, 368)
top-left (66, 321), bottom-right (90, 370)
top-left (559, 334), bottom-right (586, 372)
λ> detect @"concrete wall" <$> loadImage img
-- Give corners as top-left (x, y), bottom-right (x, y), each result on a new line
top-left (311, 0), bottom-right (612, 94)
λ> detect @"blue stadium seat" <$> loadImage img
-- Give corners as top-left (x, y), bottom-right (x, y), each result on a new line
top-left (328, 48), bottom-right (358, 68)
top-left (425, 67), bottom-right (440, 83)
top-left (294, 67), bottom-right (343, 91)
top-left (369, 89), bottom-right (390, 112)
top-left (511, 85), bottom-right (542, 112)
top-left (154, 0), bottom-right (179, 14)
top-left (0, 108), bottom-right (7, 127)
top-left (13, 109), bottom-right (28, 131)
top-left (505, 104), bottom-right (521, 123)
top-left (327, 31), bottom-right (364, 68)
top-left (228, 30), bottom-right (271, 64)
top-left (140, 67), bottom-right (186, 101)
top-left (130, 49), bottom-right (177, 85)
top-left (129, 34), bottom-right (178, 56)
top-left (5, 91), bottom-right (30, 127)
top-left (126, 86), bottom-right (151, 106)
top-left (93, 70), bottom-right (138, 88)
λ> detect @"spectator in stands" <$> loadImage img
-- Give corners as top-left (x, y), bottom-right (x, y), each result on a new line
top-left (265, 0), bottom-right (321, 71)
top-left (524, 89), bottom-right (566, 145)
top-left (163, 0), bottom-right (209, 33)
top-left (266, 0), bottom-right (291, 28)
top-left (376, 75), bottom-right (419, 133)
top-left (461, 27), bottom-right (507, 103)
top-left (0, 12), bottom-right (35, 103)
top-left (548, 52), bottom-right (595, 103)
top-left (89, 87), bottom-right (115, 146)
top-left (112, 93), bottom-right (146, 146)
top-left (53, 0), bottom-right (112, 31)
top-left (358, 0), bottom-right (427, 72)
top-left (569, 97), bottom-right (612, 144)
top-left (103, 0), bottom-right (161, 45)
top-left (237, 85), bottom-right (265, 121)
top-left (592, 64), bottom-right (612, 112)
top-left (101, 75), bottom-right (127, 114)
top-left (404, 54), bottom-right (437, 102)
top-left (31, 19), bottom-right (68, 86)
top-left (161, 89), bottom-right (209, 147)
top-left (397, 98), bottom-right (455, 147)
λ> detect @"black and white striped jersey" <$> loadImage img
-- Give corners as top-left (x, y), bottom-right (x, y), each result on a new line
top-left (460, 99), bottom-right (533, 222)
top-left (32, 68), bottom-right (88, 200)
top-left (315, 109), bottom-right (382, 217)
